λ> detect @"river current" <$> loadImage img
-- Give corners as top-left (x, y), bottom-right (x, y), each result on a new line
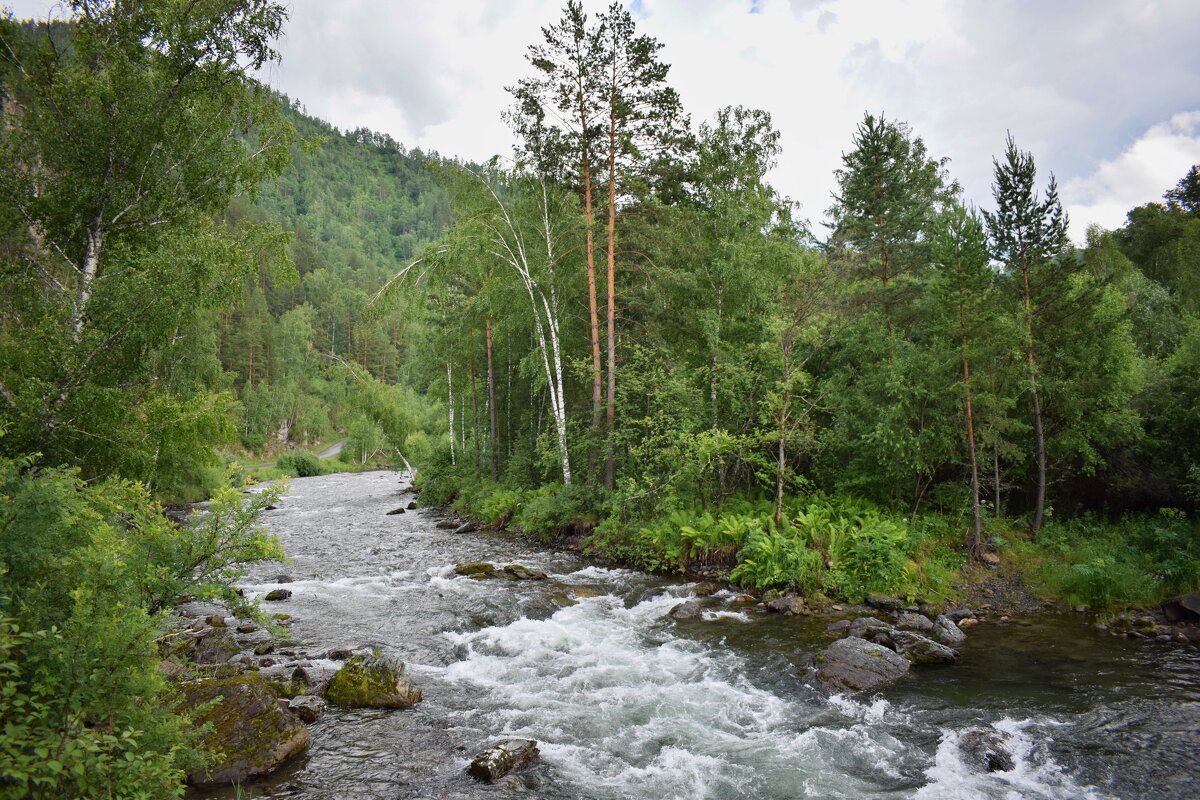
top-left (193, 470), bottom-right (1200, 800)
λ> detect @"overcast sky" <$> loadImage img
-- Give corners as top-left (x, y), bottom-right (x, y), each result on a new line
top-left (8, 0), bottom-right (1200, 241)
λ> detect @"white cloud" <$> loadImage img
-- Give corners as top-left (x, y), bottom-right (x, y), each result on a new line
top-left (5, 0), bottom-right (1200, 240)
top-left (1063, 112), bottom-right (1200, 241)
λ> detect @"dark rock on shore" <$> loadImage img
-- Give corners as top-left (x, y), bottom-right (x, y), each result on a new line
top-left (1162, 592), bottom-right (1200, 623)
top-left (453, 521), bottom-right (480, 534)
top-left (895, 611), bottom-right (934, 633)
top-left (179, 673), bottom-right (310, 785)
top-left (765, 595), bottom-right (809, 616)
top-left (866, 594), bottom-right (903, 611)
top-left (931, 614), bottom-right (967, 645)
top-left (325, 654), bottom-right (422, 708)
top-left (192, 627), bottom-right (240, 665)
top-left (467, 739), bottom-right (540, 783)
top-left (815, 636), bottom-right (911, 693)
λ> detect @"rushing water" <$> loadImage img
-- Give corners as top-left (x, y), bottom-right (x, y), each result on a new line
top-left (192, 471), bottom-right (1200, 800)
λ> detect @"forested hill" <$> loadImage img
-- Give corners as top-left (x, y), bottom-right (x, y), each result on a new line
top-left (217, 98), bottom-right (453, 457)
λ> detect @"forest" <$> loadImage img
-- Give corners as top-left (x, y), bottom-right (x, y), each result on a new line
top-left (0, 0), bottom-right (1197, 796)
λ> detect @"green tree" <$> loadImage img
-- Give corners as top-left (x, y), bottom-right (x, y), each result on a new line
top-left (0, 0), bottom-right (294, 483)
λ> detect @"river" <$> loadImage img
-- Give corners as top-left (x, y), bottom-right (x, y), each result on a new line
top-left (192, 470), bottom-right (1200, 800)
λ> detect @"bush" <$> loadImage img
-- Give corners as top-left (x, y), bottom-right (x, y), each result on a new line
top-left (0, 454), bottom-right (286, 797)
top-left (512, 483), bottom-right (600, 541)
top-left (277, 449), bottom-right (325, 478)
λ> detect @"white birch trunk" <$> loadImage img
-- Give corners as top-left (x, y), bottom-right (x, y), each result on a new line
top-left (447, 362), bottom-right (456, 466)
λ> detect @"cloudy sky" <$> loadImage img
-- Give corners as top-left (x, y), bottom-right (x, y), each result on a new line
top-left (9, 0), bottom-right (1200, 241)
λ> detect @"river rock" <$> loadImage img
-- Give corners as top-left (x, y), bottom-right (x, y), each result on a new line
top-left (455, 562), bottom-right (496, 578)
top-left (895, 611), bottom-right (934, 633)
top-left (325, 654), bottom-right (422, 708)
top-left (177, 601), bottom-right (229, 620)
top-left (847, 616), bottom-right (896, 645)
top-left (264, 589), bottom-right (292, 601)
top-left (944, 607), bottom-right (976, 622)
top-left (890, 630), bottom-right (961, 664)
top-left (959, 729), bottom-right (1015, 773)
top-left (691, 582), bottom-right (721, 597)
top-left (1162, 592), bottom-right (1200, 622)
top-left (454, 521), bottom-right (480, 534)
top-left (435, 520), bottom-right (459, 529)
top-left (192, 627), bottom-right (240, 665)
top-left (815, 636), bottom-right (910, 693)
top-left (179, 673), bottom-right (310, 785)
top-left (407, 501), bottom-right (418, 510)
top-left (503, 564), bottom-right (547, 581)
top-left (467, 739), bottom-right (540, 783)
top-left (866, 594), bottom-right (903, 611)
top-left (931, 615), bottom-right (967, 646)
top-left (271, 574), bottom-right (293, 583)
top-left (826, 620), bottom-right (851, 634)
top-left (766, 595), bottom-right (808, 616)
top-left (288, 695), bottom-right (327, 723)
top-left (387, 507), bottom-right (406, 515)
top-left (205, 614), bottom-right (228, 628)
top-left (667, 600), bottom-right (704, 620)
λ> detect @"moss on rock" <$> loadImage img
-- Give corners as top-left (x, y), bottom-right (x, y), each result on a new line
top-left (325, 654), bottom-right (422, 708)
top-left (178, 672), bottom-right (310, 786)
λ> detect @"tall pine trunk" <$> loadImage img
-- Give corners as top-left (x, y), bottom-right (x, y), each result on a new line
top-left (958, 291), bottom-right (983, 560)
top-left (581, 102), bottom-right (603, 436)
top-left (603, 104), bottom-right (618, 491)
top-left (1020, 265), bottom-right (1047, 533)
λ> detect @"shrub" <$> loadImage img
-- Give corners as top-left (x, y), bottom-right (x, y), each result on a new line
top-left (277, 449), bottom-right (325, 478)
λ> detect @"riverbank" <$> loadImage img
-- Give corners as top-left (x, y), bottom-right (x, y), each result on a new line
top-left (189, 470), bottom-right (1200, 799)
top-left (424, 495), bottom-right (1200, 648)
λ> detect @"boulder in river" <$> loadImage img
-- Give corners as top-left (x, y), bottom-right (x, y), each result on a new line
top-left (467, 739), bottom-right (540, 783)
top-left (667, 600), bottom-right (704, 620)
top-left (178, 673), bottom-right (310, 785)
top-left (407, 501), bottom-right (418, 510)
top-left (959, 729), bottom-right (1015, 773)
top-left (435, 520), bottom-right (459, 529)
top-left (325, 654), bottom-right (422, 708)
top-left (454, 521), bottom-right (480, 534)
top-left (931, 614), bottom-right (967, 646)
top-left (815, 636), bottom-right (910, 693)
top-left (387, 507), bottom-right (406, 515)
top-left (890, 630), bottom-right (961, 664)
top-left (503, 564), bottom-right (547, 581)
top-left (288, 695), bottom-right (327, 723)
top-left (847, 616), bottom-right (896, 645)
top-left (264, 589), bottom-right (292, 601)
top-left (455, 562), bottom-right (496, 578)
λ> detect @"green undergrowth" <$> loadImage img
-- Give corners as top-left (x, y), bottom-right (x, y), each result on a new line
top-left (420, 469), bottom-right (1200, 611)
top-left (1006, 509), bottom-right (1200, 609)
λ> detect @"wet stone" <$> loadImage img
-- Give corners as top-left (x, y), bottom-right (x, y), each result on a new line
top-left (467, 739), bottom-right (540, 783)
top-left (815, 636), bottom-right (910, 693)
top-left (264, 589), bottom-right (292, 601)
